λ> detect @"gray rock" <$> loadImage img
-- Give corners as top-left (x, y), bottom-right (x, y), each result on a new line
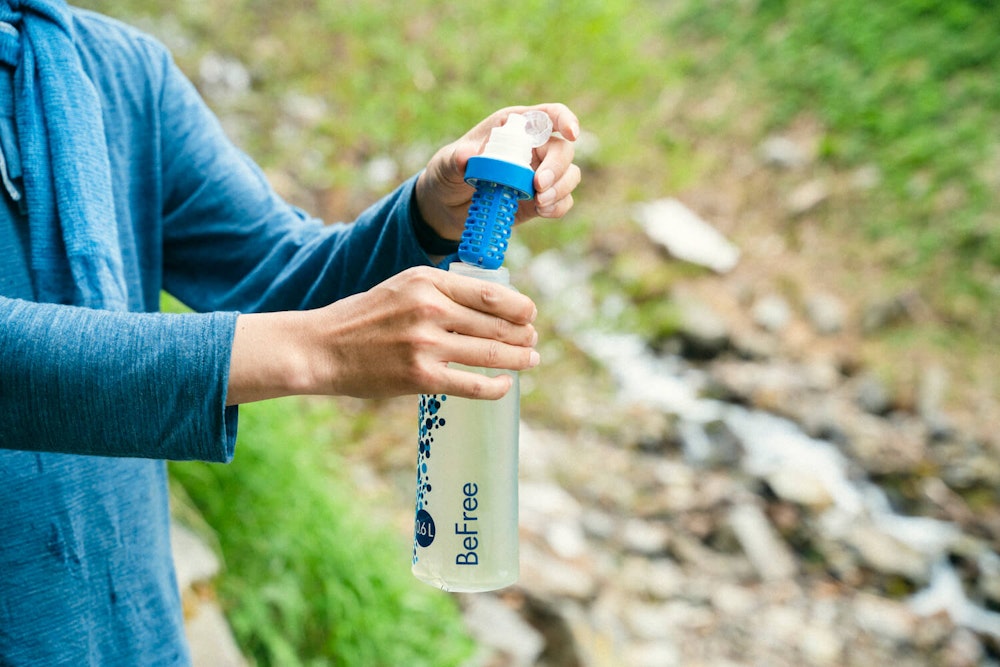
top-left (363, 155), bottom-right (398, 191)
top-left (710, 582), bottom-right (758, 617)
top-left (198, 52), bottom-right (251, 102)
top-left (674, 294), bottom-right (731, 359)
top-left (853, 593), bottom-right (919, 642)
top-left (701, 419), bottom-right (744, 468)
top-left (752, 294), bottom-right (793, 333)
top-left (520, 480), bottom-right (583, 536)
top-left (624, 641), bottom-right (682, 667)
top-left (786, 178), bottom-right (830, 216)
top-left (918, 364), bottom-right (956, 440)
top-left (759, 135), bottom-right (809, 170)
top-left (620, 557), bottom-right (687, 600)
top-left (850, 164), bottom-right (883, 190)
top-left (862, 294), bottom-right (914, 333)
top-left (918, 364), bottom-right (949, 418)
top-left (624, 600), bottom-right (714, 641)
top-left (171, 522), bottom-right (246, 667)
top-left (184, 600), bottom-right (249, 667)
top-left (940, 628), bottom-right (985, 667)
top-left (580, 509), bottom-right (618, 542)
top-left (976, 550), bottom-right (1000, 607)
top-left (843, 412), bottom-right (928, 475)
top-left (728, 503), bottom-right (798, 582)
top-left (618, 404), bottom-right (681, 453)
top-left (519, 541), bottom-right (598, 600)
top-left (171, 522), bottom-right (220, 592)
top-left (545, 518), bottom-right (589, 560)
top-left (797, 624), bottom-right (844, 666)
top-left (844, 522), bottom-right (931, 581)
top-left (805, 292), bottom-right (847, 335)
top-left (620, 518), bottom-right (671, 557)
top-left (855, 373), bottom-right (893, 415)
top-left (634, 198), bottom-right (741, 274)
top-left (766, 465), bottom-right (835, 509)
top-left (460, 593), bottom-right (545, 667)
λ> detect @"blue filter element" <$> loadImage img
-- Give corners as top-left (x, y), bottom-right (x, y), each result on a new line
top-left (458, 155), bottom-right (535, 270)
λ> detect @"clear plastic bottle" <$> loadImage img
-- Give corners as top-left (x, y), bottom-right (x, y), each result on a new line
top-left (412, 263), bottom-right (520, 592)
top-left (412, 111), bottom-right (550, 592)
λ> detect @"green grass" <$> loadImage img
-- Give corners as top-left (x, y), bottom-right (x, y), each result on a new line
top-left (670, 0), bottom-right (1000, 331)
top-left (169, 397), bottom-right (473, 667)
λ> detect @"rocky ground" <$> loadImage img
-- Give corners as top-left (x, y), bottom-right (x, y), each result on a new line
top-left (441, 271), bottom-right (997, 666)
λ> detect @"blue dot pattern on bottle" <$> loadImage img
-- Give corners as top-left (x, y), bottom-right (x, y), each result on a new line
top-left (457, 182), bottom-right (521, 270)
top-left (413, 393), bottom-right (447, 564)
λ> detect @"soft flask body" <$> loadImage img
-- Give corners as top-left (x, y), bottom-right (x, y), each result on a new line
top-left (412, 263), bottom-right (520, 592)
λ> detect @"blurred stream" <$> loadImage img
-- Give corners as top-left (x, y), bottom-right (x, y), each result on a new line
top-left (579, 330), bottom-right (1000, 642)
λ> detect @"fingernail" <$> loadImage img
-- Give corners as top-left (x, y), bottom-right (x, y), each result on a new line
top-left (529, 350), bottom-right (541, 367)
top-left (529, 329), bottom-right (539, 346)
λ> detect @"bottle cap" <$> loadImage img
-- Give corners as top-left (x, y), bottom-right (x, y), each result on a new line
top-left (479, 111), bottom-right (553, 168)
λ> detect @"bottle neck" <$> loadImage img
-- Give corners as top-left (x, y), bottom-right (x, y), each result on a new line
top-left (448, 261), bottom-right (511, 286)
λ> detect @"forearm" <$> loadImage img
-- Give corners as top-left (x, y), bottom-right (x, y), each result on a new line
top-left (0, 296), bottom-right (238, 461)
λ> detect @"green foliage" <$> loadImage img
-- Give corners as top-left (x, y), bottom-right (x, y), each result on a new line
top-left (671, 0), bottom-right (1000, 327)
top-left (169, 398), bottom-right (473, 667)
top-left (80, 0), bottom-right (665, 185)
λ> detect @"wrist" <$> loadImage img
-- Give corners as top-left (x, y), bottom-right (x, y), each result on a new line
top-left (414, 168), bottom-right (463, 240)
top-left (227, 311), bottom-right (318, 405)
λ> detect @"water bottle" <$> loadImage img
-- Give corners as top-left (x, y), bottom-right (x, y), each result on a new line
top-left (412, 111), bottom-right (552, 592)
top-left (412, 263), bottom-right (521, 592)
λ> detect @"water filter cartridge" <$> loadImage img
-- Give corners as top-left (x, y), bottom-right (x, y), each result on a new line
top-left (412, 263), bottom-right (520, 592)
top-left (458, 111), bottom-right (553, 269)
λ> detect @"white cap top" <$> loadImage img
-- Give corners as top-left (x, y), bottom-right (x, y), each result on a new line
top-left (480, 111), bottom-right (553, 168)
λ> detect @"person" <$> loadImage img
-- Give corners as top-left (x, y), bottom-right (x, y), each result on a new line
top-left (0, 1), bottom-right (581, 664)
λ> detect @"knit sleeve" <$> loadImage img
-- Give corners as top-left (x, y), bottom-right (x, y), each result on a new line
top-left (156, 52), bottom-right (434, 315)
top-left (0, 295), bottom-right (238, 461)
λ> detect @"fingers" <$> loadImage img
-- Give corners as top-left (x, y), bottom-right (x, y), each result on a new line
top-left (438, 334), bottom-right (540, 375)
top-left (436, 367), bottom-right (515, 401)
top-left (417, 102), bottom-right (581, 233)
top-left (516, 103), bottom-right (581, 220)
top-left (423, 268), bottom-right (540, 398)
top-left (407, 332), bottom-right (532, 401)
top-left (532, 157), bottom-right (580, 218)
top-left (435, 268), bottom-right (538, 326)
top-left (309, 266), bottom-right (542, 401)
top-left (461, 102), bottom-right (581, 182)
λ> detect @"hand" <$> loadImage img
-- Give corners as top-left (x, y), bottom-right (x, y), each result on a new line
top-left (415, 103), bottom-right (582, 241)
top-left (226, 266), bottom-right (539, 405)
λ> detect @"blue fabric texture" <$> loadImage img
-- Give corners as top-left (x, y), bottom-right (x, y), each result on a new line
top-left (0, 3), bottom-right (434, 665)
top-left (0, 0), bottom-right (127, 310)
